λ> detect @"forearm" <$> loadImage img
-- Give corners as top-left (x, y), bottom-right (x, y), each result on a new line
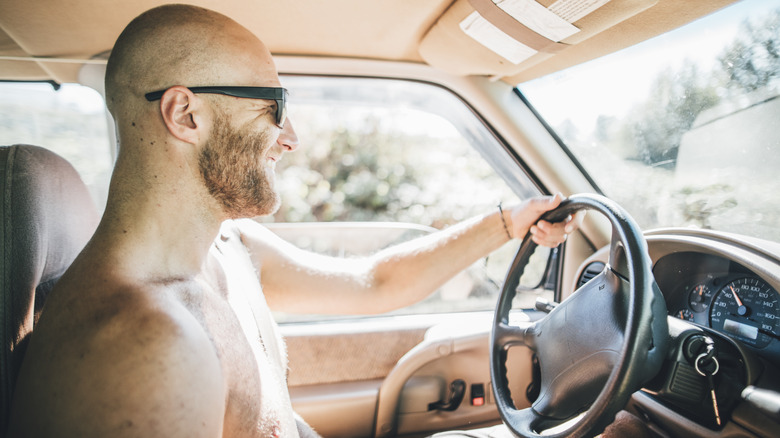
top-left (338, 195), bottom-right (575, 313)
top-left (365, 209), bottom-right (511, 312)
top-left (257, 210), bottom-right (511, 315)
top-left (254, 195), bottom-right (574, 315)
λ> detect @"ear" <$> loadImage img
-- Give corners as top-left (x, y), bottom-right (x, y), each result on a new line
top-left (158, 86), bottom-right (204, 144)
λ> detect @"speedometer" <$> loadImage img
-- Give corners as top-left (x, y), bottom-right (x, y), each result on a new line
top-left (710, 277), bottom-right (780, 348)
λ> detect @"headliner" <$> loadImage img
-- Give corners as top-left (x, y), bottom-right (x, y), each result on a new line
top-left (0, 0), bottom-right (738, 85)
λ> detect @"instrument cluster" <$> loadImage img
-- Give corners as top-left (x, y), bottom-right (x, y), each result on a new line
top-left (655, 251), bottom-right (780, 362)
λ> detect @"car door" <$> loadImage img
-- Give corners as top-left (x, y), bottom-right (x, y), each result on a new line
top-left (266, 75), bottom-right (566, 437)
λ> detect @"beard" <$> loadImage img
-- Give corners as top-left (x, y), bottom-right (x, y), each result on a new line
top-left (199, 111), bottom-right (281, 218)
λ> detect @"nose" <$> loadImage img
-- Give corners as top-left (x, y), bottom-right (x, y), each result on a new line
top-left (277, 119), bottom-right (299, 152)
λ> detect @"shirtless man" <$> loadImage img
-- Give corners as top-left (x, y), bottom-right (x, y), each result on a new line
top-left (8, 5), bottom-right (580, 437)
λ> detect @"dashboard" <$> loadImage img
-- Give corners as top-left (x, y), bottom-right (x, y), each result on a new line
top-left (645, 230), bottom-right (780, 366)
top-left (657, 251), bottom-right (780, 363)
top-left (574, 228), bottom-right (780, 436)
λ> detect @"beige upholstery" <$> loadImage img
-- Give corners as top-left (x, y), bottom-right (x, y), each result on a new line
top-left (0, 145), bottom-right (99, 433)
top-left (0, 0), bottom-right (739, 84)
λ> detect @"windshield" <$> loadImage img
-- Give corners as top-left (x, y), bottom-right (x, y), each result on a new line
top-left (518, 0), bottom-right (780, 243)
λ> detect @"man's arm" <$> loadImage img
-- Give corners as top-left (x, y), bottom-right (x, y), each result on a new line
top-left (241, 194), bottom-right (581, 315)
top-left (8, 292), bottom-right (226, 437)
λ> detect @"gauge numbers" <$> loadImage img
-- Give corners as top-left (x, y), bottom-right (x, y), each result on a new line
top-left (672, 283), bottom-right (714, 323)
top-left (675, 308), bottom-right (695, 322)
top-left (688, 284), bottom-right (714, 313)
top-left (710, 277), bottom-right (780, 348)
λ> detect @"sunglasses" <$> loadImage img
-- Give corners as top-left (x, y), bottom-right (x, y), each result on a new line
top-left (145, 86), bottom-right (288, 127)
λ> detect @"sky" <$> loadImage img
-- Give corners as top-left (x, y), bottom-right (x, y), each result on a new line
top-left (518, 0), bottom-right (780, 133)
top-left (0, 82), bottom-right (105, 114)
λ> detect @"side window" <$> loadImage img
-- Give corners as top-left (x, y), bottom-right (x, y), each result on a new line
top-left (0, 82), bottom-right (113, 213)
top-left (267, 77), bottom-right (550, 323)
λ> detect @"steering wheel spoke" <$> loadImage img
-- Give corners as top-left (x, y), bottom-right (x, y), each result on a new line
top-left (493, 320), bottom-right (535, 351)
top-left (608, 227), bottom-right (630, 280)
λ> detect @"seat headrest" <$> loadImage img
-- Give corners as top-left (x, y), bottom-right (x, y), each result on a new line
top-left (0, 144), bottom-right (99, 431)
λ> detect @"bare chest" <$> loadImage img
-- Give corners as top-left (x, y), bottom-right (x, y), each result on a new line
top-left (192, 237), bottom-right (296, 437)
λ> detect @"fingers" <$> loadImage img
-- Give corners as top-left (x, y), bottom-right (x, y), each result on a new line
top-left (507, 193), bottom-right (585, 247)
top-left (527, 192), bottom-right (563, 215)
top-left (567, 210), bottom-right (586, 233)
top-left (508, 193), bottom-right (562, 239)
top-left (526, 197), bottom-right (587, 248)
top-left (530, 219), bottom-right (568, 247)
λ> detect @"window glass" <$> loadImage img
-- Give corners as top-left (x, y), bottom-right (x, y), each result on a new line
top-left (0, 82), bottom-right (113, 213)
top-left (267, 76), bottom-right (548, 323)
top-left (519, 0), bottom-right (780, 242)
top-left (0, 78), bottom-right (551, 323)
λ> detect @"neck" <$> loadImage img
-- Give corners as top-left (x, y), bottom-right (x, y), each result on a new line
top-left (87, 140), bottom-right (227, 282)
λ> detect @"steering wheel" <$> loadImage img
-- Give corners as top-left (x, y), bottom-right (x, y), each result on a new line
top-left (490, 194), bottom-right (669, 438)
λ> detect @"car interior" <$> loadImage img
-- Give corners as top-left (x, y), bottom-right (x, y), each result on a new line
top-left (2, 0), bottom-right (780, 437)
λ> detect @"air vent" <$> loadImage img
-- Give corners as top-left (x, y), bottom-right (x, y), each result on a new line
top-left (577, 261), bottom-right (605, 288)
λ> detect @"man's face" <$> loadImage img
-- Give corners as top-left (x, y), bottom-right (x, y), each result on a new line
top-left (199, 108), bottom-right (281, 218)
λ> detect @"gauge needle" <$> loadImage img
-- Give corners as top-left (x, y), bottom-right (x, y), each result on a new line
top-left (730, 285), bottom-right (748, 316)
top-left (730, 286), bottom-right (743, 305)
top-left (759, 328), bottom-right (780, 341)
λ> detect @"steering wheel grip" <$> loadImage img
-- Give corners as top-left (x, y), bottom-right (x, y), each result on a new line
top-left (490, 194), bottom-right (669, 438)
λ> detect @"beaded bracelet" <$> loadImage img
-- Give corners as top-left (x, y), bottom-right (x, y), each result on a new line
top-left (497, 202), bottom-right (512, 239)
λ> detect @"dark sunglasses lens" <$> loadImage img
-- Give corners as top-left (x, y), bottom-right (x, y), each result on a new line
top-left (277, 100), bottom-right (287, 127)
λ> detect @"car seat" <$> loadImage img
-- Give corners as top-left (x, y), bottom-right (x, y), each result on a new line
top-left (0, 144), bottom-right (99, 433)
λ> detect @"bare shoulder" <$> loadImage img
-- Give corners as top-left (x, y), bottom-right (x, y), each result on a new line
top-left (231, 218), bottom-right (300, 267)
top-left (232, 217), bottom-right (282, 250)
top-left (9, 281), bottom-right (226, 437)
top-left (232, 217), bottom-right (331, 266)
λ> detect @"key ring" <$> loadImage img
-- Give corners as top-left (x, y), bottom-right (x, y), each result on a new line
top-left (695, 353), bottom-right (720, 376)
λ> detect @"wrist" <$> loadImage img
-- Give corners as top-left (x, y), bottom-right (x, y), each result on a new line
top-left (497, 203), bottom-right (512, 240)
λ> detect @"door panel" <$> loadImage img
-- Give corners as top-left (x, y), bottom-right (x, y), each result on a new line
top-left (286, 327), bottom-right (427, 387)
top-left (284, 313), bottom-right (536, 437)
top-left (290, 380), bottom-right (383, 438)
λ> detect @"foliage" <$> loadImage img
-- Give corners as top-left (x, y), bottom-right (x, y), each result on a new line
top-left (272, 113), bottom-right (424, 223)
top-left (549, 7), bottom-right (780, 238)
top-left (268, 102), bottom-right (516, 228)
top-left (586, 9), bottom-right (780, 168)
top-left (718, 11), bottom-right (780, 92)
top-left (674, 185), bottom-right (738, 230)
top-left (624, 62), bottom-right (720, 166)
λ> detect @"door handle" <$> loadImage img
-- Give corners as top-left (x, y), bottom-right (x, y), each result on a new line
top-left (428, 379), bottom-right (466, 412)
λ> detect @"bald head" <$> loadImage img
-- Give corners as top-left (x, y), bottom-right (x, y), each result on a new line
top-left (105, 4), bottom-right (278, 118)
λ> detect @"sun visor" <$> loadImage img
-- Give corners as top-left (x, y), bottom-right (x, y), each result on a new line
top-left (419, 0), bottom-right (658, 79)
top-left (0, 29), bottom-right (50, 80)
